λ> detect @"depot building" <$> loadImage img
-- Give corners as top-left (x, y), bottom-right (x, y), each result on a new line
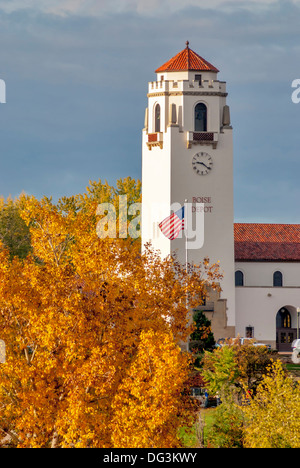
top-left (141, 42), bottom-right (300, 351)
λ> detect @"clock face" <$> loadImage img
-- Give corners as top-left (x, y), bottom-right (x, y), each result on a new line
top-left (192, 152), bottom-right (213, 175)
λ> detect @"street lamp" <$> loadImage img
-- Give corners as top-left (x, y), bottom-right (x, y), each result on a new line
top-left (297, 307), bottom-right (300, 340)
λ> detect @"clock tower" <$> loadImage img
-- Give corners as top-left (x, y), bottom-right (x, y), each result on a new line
top-left (141, 42), bottom-right (236, 337)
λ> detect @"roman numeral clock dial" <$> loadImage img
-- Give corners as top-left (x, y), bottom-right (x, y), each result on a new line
top-left (192, 152), bottom-right (213, 175)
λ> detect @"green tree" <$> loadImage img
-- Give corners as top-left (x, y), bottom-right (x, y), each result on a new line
top-left (202, 346), bottom-right (244, 448)
top-left (202, 346), bottom-right (240, 399)
top-left (0, 197), bottom-right (31, 260)
top-left (202, 344), bottom-right (287, 448)
top-left (205, 397), bottom-right (244, 448)
top-left (190, 310), bottom-right (215, 354)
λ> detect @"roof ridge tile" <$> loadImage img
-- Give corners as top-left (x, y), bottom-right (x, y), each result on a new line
top-left (155, 46), bottom-right (219, 73)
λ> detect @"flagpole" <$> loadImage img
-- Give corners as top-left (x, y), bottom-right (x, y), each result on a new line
top-left (184, 198), bottom-right (190, 353)
top-left (184, 199), bottom-right (188, 274)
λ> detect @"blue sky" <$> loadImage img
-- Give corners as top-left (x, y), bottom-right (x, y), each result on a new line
top-left (0, 0), bottom-right (300, 223)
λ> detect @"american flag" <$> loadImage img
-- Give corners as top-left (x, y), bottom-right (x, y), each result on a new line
top-left (158, 206), bottom-right (185, 240)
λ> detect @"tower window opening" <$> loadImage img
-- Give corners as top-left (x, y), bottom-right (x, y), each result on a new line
top-left (195, 74), bottom-right (202, 85)
top-left (195, 103), bottom-right (207, 132)
top-left (155, 104), bottom-right (161, 133)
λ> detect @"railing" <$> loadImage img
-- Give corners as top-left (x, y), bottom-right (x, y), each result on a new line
top-left (187, 131), bottom-right (218, 149)
top-left (148, 79), bottom-right (227, 95)
top-left (193, 132), bottom-right (214, 141)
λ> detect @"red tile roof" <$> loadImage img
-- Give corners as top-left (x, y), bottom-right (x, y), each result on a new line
top-left (234, 223), bottom-right (300, 261)
top-left (155, 42), bottom-right (219, 73)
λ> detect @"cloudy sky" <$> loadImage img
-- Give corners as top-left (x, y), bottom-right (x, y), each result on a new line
top-left (1, 0), bottom-right (300, 223)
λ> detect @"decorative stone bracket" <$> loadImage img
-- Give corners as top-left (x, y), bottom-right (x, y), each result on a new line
top-left (146, 132), bottom-right (163, 150)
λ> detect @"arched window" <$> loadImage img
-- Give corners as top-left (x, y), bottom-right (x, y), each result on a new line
top-left (195, 103), bottom-right (207, 132)
top-left (276, 308), bottom-right (291, 329)
top-left (273, 271), bottom-right (283, 287)
top-left (235, 270), bottom-right (244, 287)
top-left (155, 104), bottom-right (161, 133)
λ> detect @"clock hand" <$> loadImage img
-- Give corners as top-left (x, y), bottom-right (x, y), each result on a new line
top-left (196, 162), bottom-right (210, 169)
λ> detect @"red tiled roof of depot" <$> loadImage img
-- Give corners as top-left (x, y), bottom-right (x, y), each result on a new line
top-left (155, 42), bottom-right (219, 73)
top-left (234, 223), bottom-right (300, 261)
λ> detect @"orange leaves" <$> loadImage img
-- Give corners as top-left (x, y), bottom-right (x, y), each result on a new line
top-left (20, 195), bottom-right (75, 267)
top-left (111, 330), bottom-right (190, 448)
top-left (0, 188), bottom-right (220, 448)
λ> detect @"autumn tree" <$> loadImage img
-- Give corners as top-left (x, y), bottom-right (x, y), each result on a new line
top-left (242, 360), bottom-right (300, 448)
top-left (0, 194), bottom-right (221, 448)
top-left (59, 177), bottom-right (141, 243)
top-left (233, 343), bottom-right (274, 394)
top-left (203, 340), bottom-right (275, 398)
top-left (58, 177), bottom-right (141, 214)
top-left (202, 344), bottom-right (289, 448)
top-left (0, 178), bottom-right (141, 264)
top-left (111, 330), bottom-right (194, 448)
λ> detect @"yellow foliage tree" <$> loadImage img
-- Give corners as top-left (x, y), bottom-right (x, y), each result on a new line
top-left (59, 177), bottom-right (142, 244)
top-left (111, 329), bottom-right (193, 448)
top-left (242, 360), bottom-right (300, 448)
top-left (0, 194), bottom-right (221, 448)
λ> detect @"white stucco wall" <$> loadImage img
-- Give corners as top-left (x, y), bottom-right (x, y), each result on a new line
top-left (142, 69), bottom-right (236, 326)
top-left (236, 285), bottom-right (300, 344)
top-left (235, 261), bottom-right (300, 287)
top-left (235, 261), bottom-right (300, 345)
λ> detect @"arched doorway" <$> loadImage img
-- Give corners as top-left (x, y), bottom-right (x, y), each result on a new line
top-left (276, 306), bottom-right (297, 352)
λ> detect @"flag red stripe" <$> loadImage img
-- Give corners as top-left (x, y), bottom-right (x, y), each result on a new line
top-left (158, 211), bottom-right (184, 240)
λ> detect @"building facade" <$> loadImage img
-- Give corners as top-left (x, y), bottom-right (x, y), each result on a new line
top-left (235, 223), bottom-right (300, 350)
top-left (141, 43), bottom-right (300, 351)
top-left (141, 42), bottom-right (236, 338)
